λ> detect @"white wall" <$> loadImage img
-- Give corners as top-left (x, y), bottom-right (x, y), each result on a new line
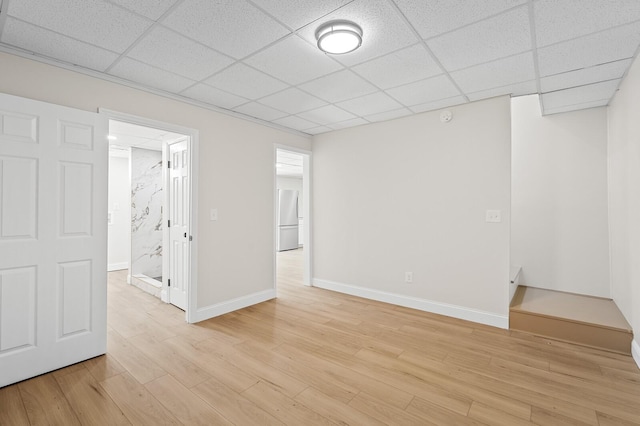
top-left (608, 54), bottom-right (640, 365)
top-left (107, 153), bottom-right (130, 271)
top-left (0, 52), bottom-right (311, 314)
top-left (312, 96), bottom-right (511, 327)
top-left (511, 95), bottom-right (610, 297)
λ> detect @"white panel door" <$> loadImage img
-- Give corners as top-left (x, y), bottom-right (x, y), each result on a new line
top-left (0, 93), bottom-right (107, 387)
top-left (168, 139), bottom-right (189, 311)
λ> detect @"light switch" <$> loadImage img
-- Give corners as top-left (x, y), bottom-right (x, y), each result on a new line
top-left (210, 208), bottom-right (218, 221)
top-left (485, 210), bottom-right (501, 223)
top-left (113, 202), bottom-right (120, 211)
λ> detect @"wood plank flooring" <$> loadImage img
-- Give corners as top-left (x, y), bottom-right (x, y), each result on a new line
top-left (2, 248), bottom-right (640, 425)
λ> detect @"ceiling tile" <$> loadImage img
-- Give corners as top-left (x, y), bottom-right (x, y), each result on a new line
top-left (259, 88), bottom-right (327, 115)
top-left (245, 35), bottom-right (342, 85)
top-left (273, 115), bottom-right (319, 131)
top-left (233, 102), bottom-right (288, 121)
top-left (364, 108), bottom-right (413, 123)
top-left (205, 63), bottom-right (288, 99)
top-left (297, 105), bottom-right (356, 125)
top-left (249, 0), bottom-right (351, 30)
top-left (543, 99), bottom-right (609, 115)
top-left (7, 0), bottom-right (152, 53)
top-left (393, 0), bottom-right (526, 39)
top-left (540, 59), bottom-right (632, 92)
top-left (537, 23), bottom-right (640, 77)
top-left (1, 17), bottom-right (119, 71)
top-left (451, 51), bottom-right (535, 93)
top-left (427, 6), bottom-right (531, 71)
top-left (305, 126), bottom-right (333, 135)
top-left (541, 79), bottom-right (620, 110)
top-left (162, 0), bottom-right (289, 59)
top-left (127, 26), bottom-right (234, 81)
top-left (387, 74), bottom-right (461, 107)
top-left (297, 0), bottom-right (419, 67)
top-left (181, 83), bottom-right (249, 109)
top-left (352, 44), bottom-right (442, 89)
top-left (534, 0), bottom-right (640, 47)
top-left (410, 96), bottom-right (467, 113)
top-left (109, 0), bottom-right (178, 20)
top-left (336, 91), bottom-right (403, 116)
top-left (328, 118), bottom-right (369, 130)
top-left (299, 70), bottom-right (377, 103)
top-left (109, 57), bottom-right (196, 93)
top-left (467, 80), bottom-right (536, 101)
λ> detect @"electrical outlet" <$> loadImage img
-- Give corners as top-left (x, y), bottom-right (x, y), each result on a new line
top-left (210, 208), bottom-right (218, 221)
top-left (485, 210), bottom-right (502, 223)
top-left (405, 272), bottom-right (413, 283)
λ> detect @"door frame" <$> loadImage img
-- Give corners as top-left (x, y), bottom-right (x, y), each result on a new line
top-left (100, 109), bottom-right (199, 323)
top-left (274, 145), bottom-right (312, 288)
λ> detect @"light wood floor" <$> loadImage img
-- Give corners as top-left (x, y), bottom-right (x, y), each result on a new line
top-left (2, 249), bottom-right (640, 425)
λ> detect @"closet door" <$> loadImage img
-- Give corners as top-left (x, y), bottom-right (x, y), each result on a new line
top-left (0, 93), bottom-right (108, 387)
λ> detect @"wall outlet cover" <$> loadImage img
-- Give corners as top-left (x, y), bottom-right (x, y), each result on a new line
top-left (485, 210), bottom-right (502, 223)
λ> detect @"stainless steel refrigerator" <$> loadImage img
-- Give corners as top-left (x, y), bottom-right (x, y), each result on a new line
top-left (277, 189), bottom-right (299, 252)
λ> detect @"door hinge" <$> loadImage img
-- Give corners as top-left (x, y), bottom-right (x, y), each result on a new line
top-left (167, 161), bottom-right (171, 168)
top-left (168, 279), bottom-right (171, 287)
top-left (168, 220), bottom-right (170, 227)
top-left (189, 235), bottom-right (193, 242)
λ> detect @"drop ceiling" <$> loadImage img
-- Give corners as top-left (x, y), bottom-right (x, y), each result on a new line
top-left (109, 120), bottom-right (186, 151)
top-left (1, 0), bottom-right (639, 135)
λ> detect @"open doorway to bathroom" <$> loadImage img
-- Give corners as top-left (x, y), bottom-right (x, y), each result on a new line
top-left (107, 119), bottom-right (193, 314)
top-left (275, 147), bottom-right (312, 292)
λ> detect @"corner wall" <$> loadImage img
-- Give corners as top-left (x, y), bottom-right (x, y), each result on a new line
top-left (608, 54), bottom-right (640, 368)
top-left (312, 96), bottom-right (511, 327)
top-left (511, 95), bottom-right (610, 297)
top-left (0, 52), bottom-right (311, 314)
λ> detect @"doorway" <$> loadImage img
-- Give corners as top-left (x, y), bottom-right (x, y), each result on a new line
top-left (104, 111), bottom-right (198, 321)
top-left (275, 147), bottom-right (312, 291)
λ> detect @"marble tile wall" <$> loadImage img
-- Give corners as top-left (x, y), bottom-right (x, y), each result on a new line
top-left (131, 148), bottom-right (163, 279)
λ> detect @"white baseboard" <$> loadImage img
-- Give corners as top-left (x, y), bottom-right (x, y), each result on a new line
top-left (108, 262), bottom-right (128, 272)
top-left (633, 339), bottom-right (640, 370)
top-left (193, 288), bottom-right (276, 323)
top-left (312, 278), bottom-right (509, 329)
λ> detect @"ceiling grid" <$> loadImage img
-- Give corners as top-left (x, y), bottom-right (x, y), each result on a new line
top-left (1, 0), bottom-right (639, 134)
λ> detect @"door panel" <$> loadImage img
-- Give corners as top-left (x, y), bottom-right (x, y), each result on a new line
top-left (0, 266), bottom-right (36, 353)
top-left (0, 93), bottom-right (107, 388)
top-left (0, 156), bottom-right (37, 239)
top-left (168, 139), bottom-right (189, 311)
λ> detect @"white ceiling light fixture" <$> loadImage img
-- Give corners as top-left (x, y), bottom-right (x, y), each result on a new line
top-left (315, 20), bottom-right (363, 55)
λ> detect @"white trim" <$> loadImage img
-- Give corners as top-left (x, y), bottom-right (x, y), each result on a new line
top-left (312, 278), bottom-right (509, 329)
top-left (107, 262), bottom-right (128, 272)
top-left (632, 339), bottom-right (640, 370)
top-left (100, 109), bottom-right (199, 324)
top-left (0, 45), bottom-right (310, 139)
top-left (193, 289), bottom-right (276, 323)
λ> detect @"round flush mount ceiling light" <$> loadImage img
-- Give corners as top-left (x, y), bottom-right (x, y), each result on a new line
top-left (315, 20), bottom-right (363, 55)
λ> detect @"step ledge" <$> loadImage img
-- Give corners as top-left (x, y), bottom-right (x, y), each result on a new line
top-left (510, 308), bottom-right (633, 334)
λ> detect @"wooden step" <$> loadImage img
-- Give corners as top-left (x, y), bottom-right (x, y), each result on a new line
top-left (510, 286), bottom-right (633, 355)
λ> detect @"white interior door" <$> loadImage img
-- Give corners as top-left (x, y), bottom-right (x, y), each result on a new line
top-left (0, 93), bottom-right (107, 387)
top-left (168, 139), bottom-right (189, 311)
